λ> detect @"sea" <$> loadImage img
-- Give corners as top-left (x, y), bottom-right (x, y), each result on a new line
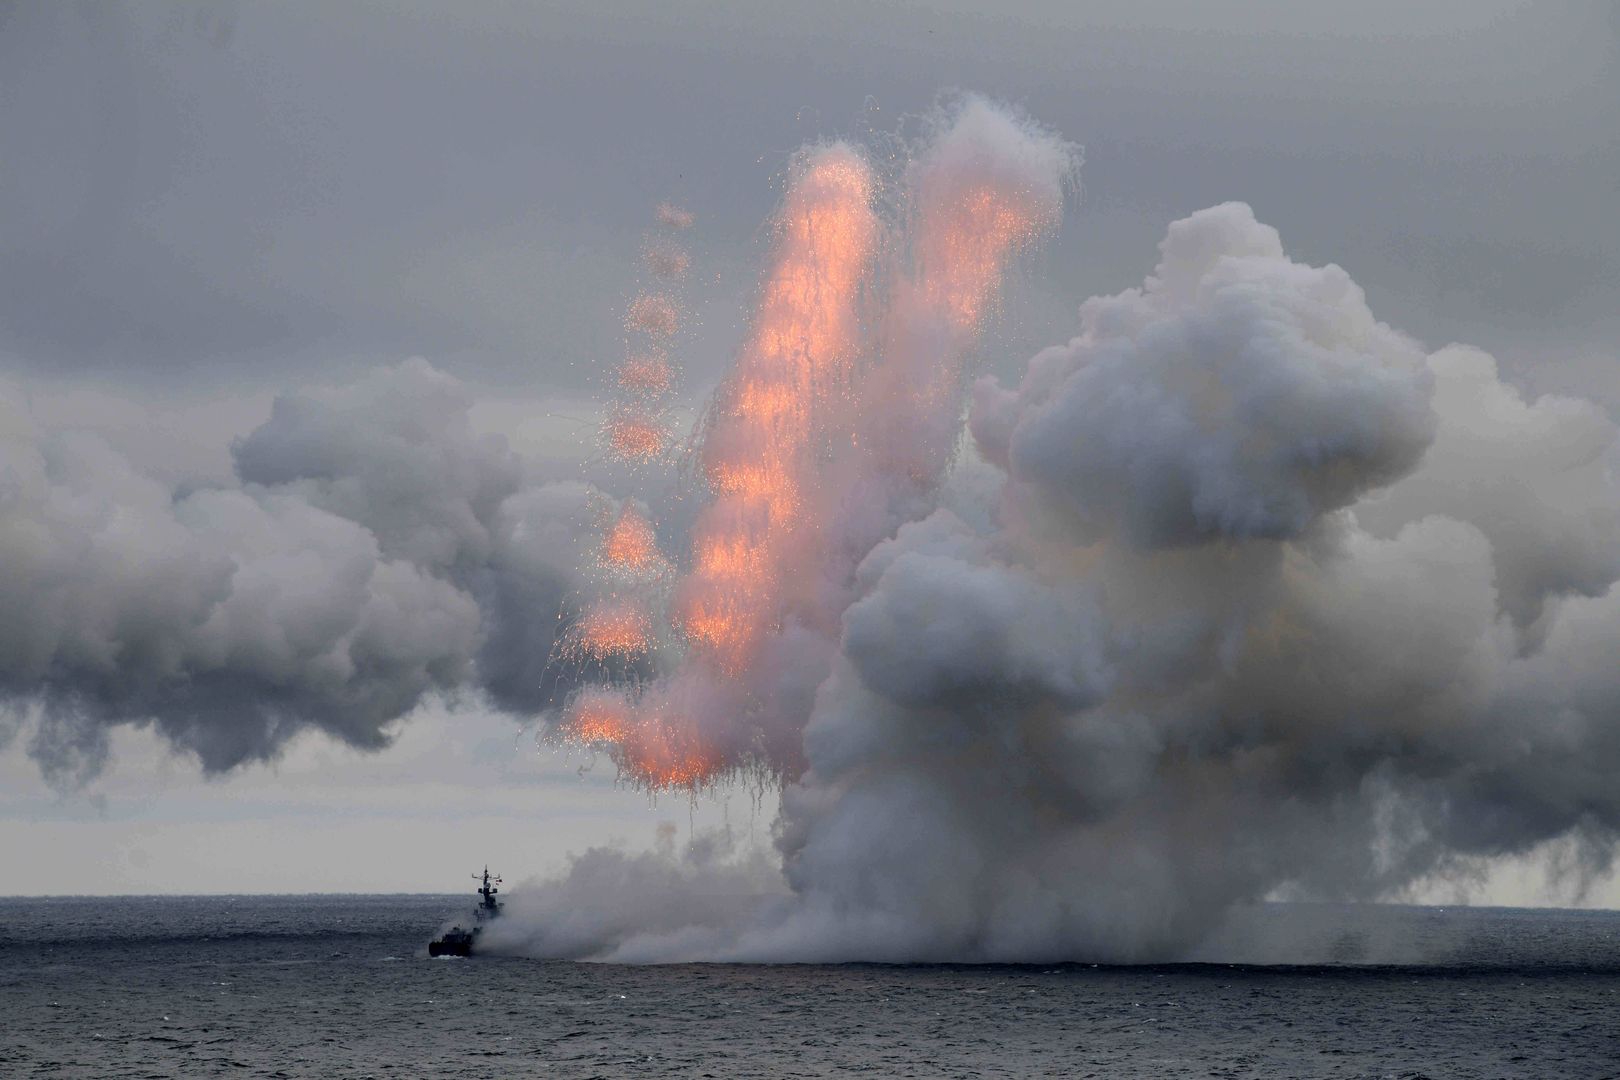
top-left (2, 896), bottom-right (1616, 1078)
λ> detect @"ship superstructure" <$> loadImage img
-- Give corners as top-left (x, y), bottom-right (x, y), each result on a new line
top-left (427, 867), bottom-right (503, 957)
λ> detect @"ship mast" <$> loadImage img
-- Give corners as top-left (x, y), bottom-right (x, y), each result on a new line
top-left (474, 866), bottom-right (503, 917)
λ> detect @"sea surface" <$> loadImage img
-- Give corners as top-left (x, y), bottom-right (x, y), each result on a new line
top-left (2, 895), bottom-right (1617, 1078)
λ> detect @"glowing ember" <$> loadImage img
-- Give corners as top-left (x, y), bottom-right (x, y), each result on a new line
top-left (551, 108), bottom-right (1068, 792)
top-left (625, 293), bottom-right (680, 338)
top-left (616, 726), bottom-right (724, 790)
top-left (675, 144), bottom-right (880, 673)
top-left (617, 351), bottom-right (674, 397)
top-left (613, 688), bottom-right (728, 791)
top-left (574, 600), bottom-right (653, 659)
top-left (564, 688), bottom-right (634, 744)
top-left (848, 147), bottom-right (1065, 493)
top-left (655, 201), bottom-right (695, 229)
top-left (605, 407), bottom-right (670, 462)
top-left (643, 242), bottom-right (691, 280)
top-left (600, 503), bottom-right (664, 576)
top-left (915, 183), bottom-right (1056, 333)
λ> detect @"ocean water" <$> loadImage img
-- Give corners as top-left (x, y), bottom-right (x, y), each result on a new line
top-left (2, 896), bottom-right (1616, 1078)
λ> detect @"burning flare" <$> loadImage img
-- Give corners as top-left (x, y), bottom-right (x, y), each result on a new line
top-left (625, 293), bottom-right (680, 338)
top-left (617, 351), bottom-right (674, 398)
top-left (563, 688), bottom-right (635, 745)
top-left (599, 502), bottom-right (666, 578)
top-left (559, 102), bottom-right (1073, 791)
top-left (573, 599), bottom-right (654, 660)
top-left (643, 242), bottom-right (692, 280)
top-left (604, 407), bottom-right (670, 463)
top-left (675, 143), bottom-right (880, 673)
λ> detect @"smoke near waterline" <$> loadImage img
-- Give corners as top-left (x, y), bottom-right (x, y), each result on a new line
top-left (492, 181), bottom-right (1620, 960)
top-left (4, 96), bottom-right (1619, 961)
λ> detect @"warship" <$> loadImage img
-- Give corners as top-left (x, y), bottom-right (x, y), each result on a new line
top-left (427, 867), bottom-right (502, 957)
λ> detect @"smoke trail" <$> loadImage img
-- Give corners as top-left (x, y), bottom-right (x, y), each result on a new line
top-left (565, 205), bottom-right (694, 696)
top-left (824, 96), bottom-right (1075, 599)
top-left (562, 102), bottom-right (1074, 791)
top-left (557, 145), bottom-right (885, 790)
top-left (674, 143), bottom-right (879, 675)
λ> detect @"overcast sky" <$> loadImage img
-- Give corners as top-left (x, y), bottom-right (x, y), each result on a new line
top-left (2, 1), bottom-right (1616, 898)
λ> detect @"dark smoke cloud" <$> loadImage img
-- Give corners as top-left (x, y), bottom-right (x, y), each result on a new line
top-left (0, 359), bottom-right (596, 785)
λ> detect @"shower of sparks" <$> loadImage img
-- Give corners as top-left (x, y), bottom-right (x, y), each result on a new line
top-left (549, 116), bottom-right (1066, 792)
top-left (572, 599), bottom-right (654, 660)
top-left (675, 144), bottom-right (879, 674)
top-left (604, 406), bottom-right (671, 463)
top-left (610, 674), bottom-right (733, 790)
top-left (562, 687), bottom-right (635, 745)
top-left (655, 201), bottom-right (695, 229)
top-left (599, 502), bottom-right (667, 578)
top-left (643, 241), bottom-right (692, 280)
top-left (625, 293), bottom-right (681, 338)
top-left (617, 351), bottom-right (675, 397)
top-left (915, 184), bottom-right (1054, 332)
top-left (616, 721), bottom-right (725, 790)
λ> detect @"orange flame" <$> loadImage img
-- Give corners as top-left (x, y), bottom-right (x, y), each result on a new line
top-left (605, 408), bottom-right (669, 462)
top-left (555, 123), bottom-right (1065, 793)
top-left (915, 182), bottom-right (1054, 333)
top-left (617, 722), bottom-right (726, 790)
top-left (600, 503), bottom-right (664, 576)
top-left (574, 599), bottom-right (653, 660)
top-left (564, 688), bottom-right (634, 745)
top-left (562, 685), bottom-right (728, 791)
top-left (674, 145), bottom-right (879, 673)
top-left (617, 351), bottom-right (674, 397)
top-left (848, 166), bottom-right (1062, 490)
top-left (614, 683), bottom-right (729, 790)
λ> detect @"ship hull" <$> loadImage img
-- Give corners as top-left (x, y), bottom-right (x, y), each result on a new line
top-left (428, 928), bottom-right (477, 957)
top-left (427, 868), bottom-right (502, 957)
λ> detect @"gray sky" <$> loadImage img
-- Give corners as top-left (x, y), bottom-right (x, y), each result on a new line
top-left (1, 1), bottom-right (1617, 898)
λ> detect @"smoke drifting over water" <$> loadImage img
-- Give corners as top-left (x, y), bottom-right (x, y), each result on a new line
top-left (6, 96), bottom-right (1620, 961)
top-left (493, 100), bottom-right (1620, 963)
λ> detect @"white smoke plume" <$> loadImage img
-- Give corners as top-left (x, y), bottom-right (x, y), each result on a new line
top-left (492, 198), bottom-right (1620, 963)
top-left (8, 92), bottom-right (1618, 964)
top-left (0, 358), bottom-right (600, 784)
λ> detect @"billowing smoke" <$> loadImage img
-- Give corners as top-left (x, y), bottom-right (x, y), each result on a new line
top-left (751, 201), bottom-right (1620, 961)
top-left (0, 358), bottom-right (599, 784)
top-left (489, 183), bottom-right (1620, 961)
top-left (10, 93), bottom-right (1619, 963)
